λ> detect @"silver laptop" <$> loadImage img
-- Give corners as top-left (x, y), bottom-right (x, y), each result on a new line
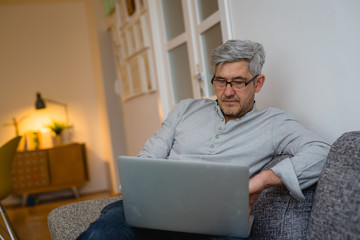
top-left (118, 156), bottom-right (254, 238)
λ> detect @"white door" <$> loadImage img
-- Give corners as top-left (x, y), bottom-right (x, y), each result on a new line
top-left (149, 0), bottom-right (231, 118)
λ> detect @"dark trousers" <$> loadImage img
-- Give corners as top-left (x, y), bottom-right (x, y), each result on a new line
top-left (77, 200), bottom-right (249, 240)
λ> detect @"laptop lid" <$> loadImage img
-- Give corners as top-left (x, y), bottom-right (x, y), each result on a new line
top-left (118, 156), bottom-right (253, 238)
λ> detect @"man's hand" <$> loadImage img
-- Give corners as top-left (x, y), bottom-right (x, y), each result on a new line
top-left (249, 169), bottom-right (283, 215)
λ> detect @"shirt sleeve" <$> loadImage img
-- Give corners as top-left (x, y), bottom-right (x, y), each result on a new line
top-left (137, 100), bottom-right (186, 158)
top-left (270, 112), bottom-right (331, 200)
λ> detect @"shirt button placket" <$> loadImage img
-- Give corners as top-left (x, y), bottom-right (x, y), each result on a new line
top-left (211, 106), bottom-right (224, 152)
top-left (211, 120), bottom-right (224, 151)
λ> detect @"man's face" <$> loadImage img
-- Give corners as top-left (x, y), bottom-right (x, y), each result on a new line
top-left (214, 60), bottom-right (265, 122)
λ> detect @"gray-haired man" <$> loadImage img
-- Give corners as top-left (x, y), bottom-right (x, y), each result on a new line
top-left (78, 40), bottom-right (330, 240)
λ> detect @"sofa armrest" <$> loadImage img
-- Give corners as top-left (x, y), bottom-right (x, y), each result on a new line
top-left (250, 155), bottom-right (317, 240)
top-left (48, 195), bottom-right (122, 240)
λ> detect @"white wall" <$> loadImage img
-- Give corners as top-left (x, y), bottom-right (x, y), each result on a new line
top-left (228, 0), bottom-right (360, 143)
top-left (0, 0), bottom-right (114, 200)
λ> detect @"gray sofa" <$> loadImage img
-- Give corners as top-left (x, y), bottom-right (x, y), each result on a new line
top-left (48, 131), bottom-right (360, 239)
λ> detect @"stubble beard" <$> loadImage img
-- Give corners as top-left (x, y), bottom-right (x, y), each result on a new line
top-left (219, 96), bottom-right (255, 120)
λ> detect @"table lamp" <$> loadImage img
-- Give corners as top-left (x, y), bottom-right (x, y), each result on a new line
top-left (35, 92), bottom-right (70, 125)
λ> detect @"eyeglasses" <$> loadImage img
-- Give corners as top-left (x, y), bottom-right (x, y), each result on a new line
top-left (211, 74), bottom-right (259, 91)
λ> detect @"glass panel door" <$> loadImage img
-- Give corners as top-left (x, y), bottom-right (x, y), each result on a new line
top-left (197, 0), bottom-right (218, 22)
top-left (161, 0), bottom-right (185, 41)
top-left (168, 43), bottom-right (193, 103)
top-left (156, 0), bottom-right (226, 110)
top-left (200, 22), bottom-right (223, 97)
top-left (194, 0), bottom-right (223, 98)
top-left (160, 0), bottom-right (194, 104)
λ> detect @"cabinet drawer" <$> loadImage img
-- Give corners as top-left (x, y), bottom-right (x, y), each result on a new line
top-left (12, 150), bottom-right (50, 192)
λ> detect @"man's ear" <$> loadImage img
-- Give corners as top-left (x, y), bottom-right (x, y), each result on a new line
top-left (255, 74), bottom-right (265, 93)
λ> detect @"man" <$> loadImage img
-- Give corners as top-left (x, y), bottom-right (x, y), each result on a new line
top-left (78, 40), bottom-right (330, 240)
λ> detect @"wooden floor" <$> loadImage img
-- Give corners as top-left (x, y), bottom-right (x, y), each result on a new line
top-left (2, 192), bottom-right (114, 240)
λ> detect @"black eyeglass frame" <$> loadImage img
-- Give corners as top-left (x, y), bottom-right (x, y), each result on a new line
top-left (211, 74), bottom-right (259, 89)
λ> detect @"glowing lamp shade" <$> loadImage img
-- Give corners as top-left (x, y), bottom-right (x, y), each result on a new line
top-left (34, 92), bottom-right (70, 125)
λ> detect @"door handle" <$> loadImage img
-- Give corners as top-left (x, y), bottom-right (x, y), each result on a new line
top-left (193, 73), bottom-right (203, 82)
top-left (193, 73), bottom-right (206, 97)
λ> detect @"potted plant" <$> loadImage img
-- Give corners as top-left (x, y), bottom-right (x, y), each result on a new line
top-left (47, 120), bottom-right (68, 146)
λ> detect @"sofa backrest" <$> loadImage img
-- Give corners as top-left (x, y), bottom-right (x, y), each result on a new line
top-left (306, 131), bottom-right (360, 239)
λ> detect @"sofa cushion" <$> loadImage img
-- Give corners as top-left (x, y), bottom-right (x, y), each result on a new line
top-left (306, 131), bottom-right (360, 239)
top-left (48, 195), bottom-right (122, 240)
top-left (250, 155), bottom-right (317, 240)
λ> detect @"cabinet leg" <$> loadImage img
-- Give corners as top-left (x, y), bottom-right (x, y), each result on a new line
top-left (71, 187), bottom-right (80, 199)
top-left (21, 194), bottom-right (28, 207)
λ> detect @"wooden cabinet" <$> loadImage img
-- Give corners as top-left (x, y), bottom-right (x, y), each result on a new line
top-left (12, 143), bottom-right (88, 205)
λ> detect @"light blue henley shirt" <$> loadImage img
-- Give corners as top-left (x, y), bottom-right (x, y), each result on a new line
top-left (138, 98), bottom-right (331, 200)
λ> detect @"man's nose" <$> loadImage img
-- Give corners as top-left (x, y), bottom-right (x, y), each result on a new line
top-left (224, 83), bottom-right (235, 96)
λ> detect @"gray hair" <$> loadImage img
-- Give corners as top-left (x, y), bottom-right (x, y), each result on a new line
top-left (211, 40), bottom-right (265, 76)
